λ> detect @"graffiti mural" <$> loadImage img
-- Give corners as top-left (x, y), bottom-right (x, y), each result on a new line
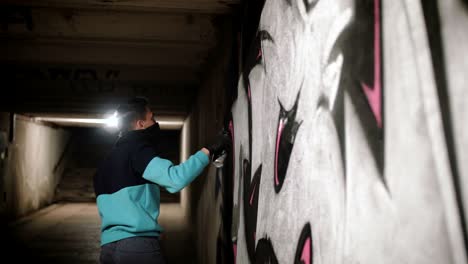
top-left (198, 0), bottom-right (468, 263)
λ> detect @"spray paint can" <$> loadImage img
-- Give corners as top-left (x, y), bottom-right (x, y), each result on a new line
top-left (213, 150), bottom-right (227, 168)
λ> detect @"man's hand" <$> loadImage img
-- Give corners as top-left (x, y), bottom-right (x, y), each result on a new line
top-left (206, 129), bottom-right (232, 161)
top-left (201, 148), bottom-right (210, 156)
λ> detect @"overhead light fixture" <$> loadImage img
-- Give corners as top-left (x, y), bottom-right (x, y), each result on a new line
top-left (33, 117), bottom-right (108, 125)
top-left (32, 113), bottom-right (184, 129)
top-left (33, 112), bottom-right (119, 128)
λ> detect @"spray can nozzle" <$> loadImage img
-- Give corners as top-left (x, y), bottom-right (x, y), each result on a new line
top-left (213, 150), bottom-right (227, 168)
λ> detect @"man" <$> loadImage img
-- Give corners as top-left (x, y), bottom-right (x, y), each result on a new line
top-left (94, 97), bottom-right (230, 263)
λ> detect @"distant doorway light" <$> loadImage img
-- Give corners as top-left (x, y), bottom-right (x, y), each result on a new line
top-left (105, 112), bottom-right (119, 128)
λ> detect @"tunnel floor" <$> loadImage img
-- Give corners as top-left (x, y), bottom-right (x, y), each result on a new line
top-left (7, 202), bottom-right (101, 263)
top-left (5, 202), bottom-right (197, 264)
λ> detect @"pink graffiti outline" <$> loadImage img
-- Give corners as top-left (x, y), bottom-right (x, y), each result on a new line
top-left (257, 48), bottom-right (262, 61)
top-left (249, 181), bottom-right (257, 206)
top-left (233, 244), bottom-right (237, 264)
top-left (301, 237), bottom-right (311, 264)
top-left (361, 0), bottom-right (382, 128)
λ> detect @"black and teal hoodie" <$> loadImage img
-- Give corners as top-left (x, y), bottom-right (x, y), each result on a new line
top-left (93, 123), bottom-right (209, 246)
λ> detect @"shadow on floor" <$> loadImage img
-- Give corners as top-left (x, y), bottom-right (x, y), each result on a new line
top-left (0, 220), bottom-right (50, 262)
top-left (1, 202), bottom-right (198, 264)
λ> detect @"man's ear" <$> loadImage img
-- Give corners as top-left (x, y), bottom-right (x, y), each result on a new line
top-left (135, 119), bottom-right (145, 130)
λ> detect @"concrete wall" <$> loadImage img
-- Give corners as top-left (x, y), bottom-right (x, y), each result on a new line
top-left (6, 116), bottom-right (71, 218)
top-left (0, 113), bottom-right (11, 217)
top-left (192, 60), bottom-right (230, 264)
top-left (190, 18), bottom-right (233, 264)
top-left (195, 0), bottom-right (468, 263)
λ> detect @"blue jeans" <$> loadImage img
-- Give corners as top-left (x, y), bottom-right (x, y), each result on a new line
top-left (100, 236), bottom-right (166, 264)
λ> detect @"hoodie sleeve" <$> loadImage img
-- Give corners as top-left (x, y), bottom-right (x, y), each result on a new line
top-left (142, 150), bottom-right (210, 193)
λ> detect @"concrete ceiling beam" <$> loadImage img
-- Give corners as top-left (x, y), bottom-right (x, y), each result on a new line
top-left (1, 39), bottom-right (208, 66)
top-left (0, 0), bottom-right (240, 14)
top-left (0, 7), bottom-right (218, 43)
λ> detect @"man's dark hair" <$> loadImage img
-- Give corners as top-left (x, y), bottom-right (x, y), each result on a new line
top-left (116, 97), bottom-right (149, 132)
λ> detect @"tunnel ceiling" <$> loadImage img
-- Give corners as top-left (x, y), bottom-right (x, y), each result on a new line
top-left (0, 0), bottom-right (238, 117)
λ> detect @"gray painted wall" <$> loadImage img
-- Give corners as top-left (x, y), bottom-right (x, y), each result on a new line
top-left (438, 0), bottom-right (468, 230)
top-left (195, 0), bottom-right (468, 263)
top-left (6, 116), bottom-right (71, 217)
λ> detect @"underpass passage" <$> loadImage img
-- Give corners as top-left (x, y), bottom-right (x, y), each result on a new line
top-left (1, 0), bottom-right (468, 263)
top-left (2, 120), bottom-right (196, 263)
top-left (54, 127), bottom-right (114, 203)
top-left (0, 0), bottom-right (234, 263)
top-left (54, 127), bottom-right (181, 203)
top-left (2, 121), bottom-right (195, 264)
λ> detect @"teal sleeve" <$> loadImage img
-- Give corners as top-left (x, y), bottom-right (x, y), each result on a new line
top-left (142, 150), bottom-right (210, 193)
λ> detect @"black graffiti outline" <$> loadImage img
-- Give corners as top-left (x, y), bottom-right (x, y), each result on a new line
top-left (243, 162), bottom-right (262, 262)
top-left (255, 238), bottom-right (279, 263)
